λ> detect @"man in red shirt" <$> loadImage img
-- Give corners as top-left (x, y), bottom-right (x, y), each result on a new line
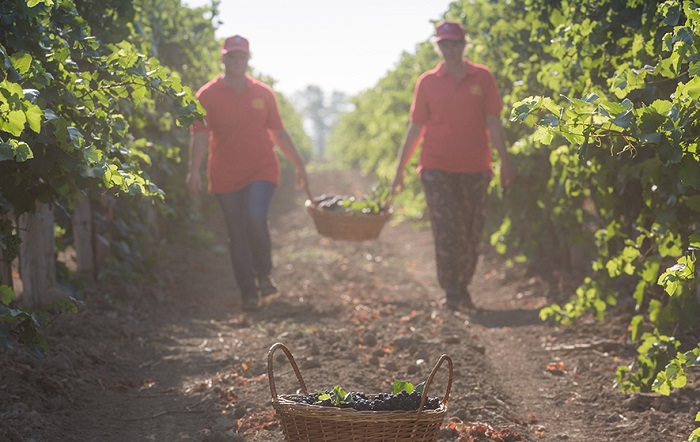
top-left (187, 35), bottom-right (308, 311)
top-left (392, 21), bottom-right (514, 312)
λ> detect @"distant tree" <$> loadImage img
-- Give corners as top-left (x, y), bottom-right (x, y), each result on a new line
top-left (294, 85), bottom-right (349, 158)
top-left (327, 89), bottom-right (352, 145)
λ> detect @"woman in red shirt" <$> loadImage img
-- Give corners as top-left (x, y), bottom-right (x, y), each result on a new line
top-left (187, 35), bottom-right (308, 311)
top-left (392, 21), bottom-right (514, 312)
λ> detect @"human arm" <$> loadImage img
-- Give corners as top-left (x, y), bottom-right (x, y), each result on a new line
top-left (186, 131), bottom-right (209, 195)
top-left (486, 115), bottom-right (514, 189)
top-left (391, 122), bottom-right (425, 195)
top-left (269, 128), bottom-right (308, 189)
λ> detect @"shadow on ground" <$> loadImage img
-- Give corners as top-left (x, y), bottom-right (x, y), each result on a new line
top-left (470, 308), bottom-right (543, 328)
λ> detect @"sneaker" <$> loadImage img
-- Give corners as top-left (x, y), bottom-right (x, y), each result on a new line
top-left (242, 297), bottom-right (260, 312)
top-left (258, 276), bottom-right (278, 297)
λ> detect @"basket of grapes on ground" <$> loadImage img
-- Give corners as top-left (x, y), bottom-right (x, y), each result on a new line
top-left (304, 184), bottom-right (393, 241)
top-left (267, 342), bottom-right (452, 442)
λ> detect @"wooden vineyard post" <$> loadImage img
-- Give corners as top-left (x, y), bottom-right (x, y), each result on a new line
top-left (0, 211), bottom-right (14, 291)
top-left (72, 195), bottom-right (96, 282)
top-left (18, 203), bottom-right (57, 307)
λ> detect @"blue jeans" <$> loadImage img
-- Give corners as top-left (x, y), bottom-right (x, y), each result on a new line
top-left (216, 181), bottom-right (276, 300)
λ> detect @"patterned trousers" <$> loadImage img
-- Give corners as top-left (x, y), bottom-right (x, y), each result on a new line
top-left (420, 169), bottom-right (491, 292)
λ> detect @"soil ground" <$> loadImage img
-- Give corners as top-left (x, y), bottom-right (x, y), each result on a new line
top-left (2, 167), bottom-right (700, 442)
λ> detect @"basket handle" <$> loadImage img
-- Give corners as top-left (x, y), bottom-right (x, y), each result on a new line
top-left (417, 354), bottom-right (453, 413)
top-left (302, 184), bottom-right (315, 205)
top-left (267, 342), bottom-right (309, 402)
top-left (384, 192), bottom-right (395, 209)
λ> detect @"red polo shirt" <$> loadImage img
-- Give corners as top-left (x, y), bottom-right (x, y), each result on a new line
top-left (410, 59), bottom-right (503, 173)
top-left (191, 75), bottom-right (284, 193)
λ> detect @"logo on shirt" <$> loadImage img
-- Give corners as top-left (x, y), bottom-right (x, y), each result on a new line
top-left (470, 85), bottom-right (482, 96)
top-left (251, 98), bottom-right (265, 110)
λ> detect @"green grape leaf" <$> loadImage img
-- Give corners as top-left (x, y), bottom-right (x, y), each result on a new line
top-left (10, 52), bottom-right (32, 74)
top-left (393, 380), bottom-right (414, 395)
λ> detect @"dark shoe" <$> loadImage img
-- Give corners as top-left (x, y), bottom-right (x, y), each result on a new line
top-left (258, 276), bottom-right (278, 297)
top-left (242, 297), bottom-right (260, 312)
top-left (444, 288), bottom-right (462, 311)
top-left (461, 288), bottom-right (479, 312)
top-left (443, 298), bottom-right (460, 311)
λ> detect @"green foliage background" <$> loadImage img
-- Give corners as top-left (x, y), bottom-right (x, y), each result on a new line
top-left (2, 0), bottom-right (700, 436)
top-left (327, 0), bottom-right (700, 408)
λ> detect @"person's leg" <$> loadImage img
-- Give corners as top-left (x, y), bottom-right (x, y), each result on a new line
top-left (454, 172), bottom-right (491, 309)
top-left (216, 191), bottom-right (258, 309)
top-left (420, 169), bottom-right (463, 307)
top-left (244, 181), bottom-right (277, 296)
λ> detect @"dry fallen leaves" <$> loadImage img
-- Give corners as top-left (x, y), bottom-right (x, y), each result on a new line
top-left (545, 361), bottom-right (566, 376)
top-left (446, 420), bottom-right (524, 441)
top-left (234, 410), bottom-right (278, 435)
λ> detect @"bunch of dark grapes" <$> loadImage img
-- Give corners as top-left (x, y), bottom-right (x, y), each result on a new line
top-left (290, 391), bottom-right (326, 405)
top-left (290, 390), bottom-right (441, 411)
top-left (311, 193), bottom-right (387, 215)
top-left (314, 194), bottom-right (351, 212)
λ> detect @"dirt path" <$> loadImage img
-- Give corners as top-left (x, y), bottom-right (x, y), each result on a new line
top-left (1, 167), bottom-right (698, 442)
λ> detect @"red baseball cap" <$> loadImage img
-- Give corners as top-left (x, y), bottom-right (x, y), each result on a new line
top-left (435, 21), bottom-right (465, 42)
top-left (221, 35), bottom-right (249, 55)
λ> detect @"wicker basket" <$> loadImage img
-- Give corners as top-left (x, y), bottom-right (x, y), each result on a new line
top-left (306, 203), bottom-right (392, 241)
top-left (303, 186), bottom-right (392, 241)
top-left (267, 342), bottom-right (453, 442)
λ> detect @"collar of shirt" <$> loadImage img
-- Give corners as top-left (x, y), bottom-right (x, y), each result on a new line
top-left (215, 73), bottom-right (253, 92)
top-left (434, 59), bottom-right (477, 78)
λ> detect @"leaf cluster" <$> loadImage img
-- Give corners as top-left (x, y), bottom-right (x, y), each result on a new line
top-left (0, 286), bottom-right (82, 358)
top-left (0, 0), bottom-right (205, 217)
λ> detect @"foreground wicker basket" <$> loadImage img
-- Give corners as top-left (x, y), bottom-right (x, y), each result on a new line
top-left (267, 342), bottom-right (453, 442)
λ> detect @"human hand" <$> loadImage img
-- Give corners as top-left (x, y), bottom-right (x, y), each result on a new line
top-left (186, 171), bottom-right (202, 196)
top-left (391, 172), bottom-right (404, 196)
top-left (295, 166), bottom-right (308, 189)
top-left (500, 158), bottom-right (515, 189)
top-left (391, 173), bottom-right (405, 196)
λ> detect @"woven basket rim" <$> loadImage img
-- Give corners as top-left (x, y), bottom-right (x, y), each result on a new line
top-left (306, 203), bottom-right (393, 219)
top-left (274, 394), bottom-right (448, 415)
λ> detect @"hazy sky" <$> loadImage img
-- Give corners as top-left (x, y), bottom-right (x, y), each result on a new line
top-left (182, 0), bottom-right (454, 96)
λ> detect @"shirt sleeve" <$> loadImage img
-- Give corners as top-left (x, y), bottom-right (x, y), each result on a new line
top-left (264, 89), bottom-right (284, 131)
top-left (483, 69), bottom-right (503, 116)
top-left (409, 75), bottom-right (429, 124)
top-left (190, 89), bottom-right (210, 134)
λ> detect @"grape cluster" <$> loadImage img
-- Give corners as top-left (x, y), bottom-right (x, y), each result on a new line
top-left (291, 390), bottom-right (441, 411)
top-left (290, 391), bottom-right (327, 405)
top-left (311, 193), bottom-right (388, 215)
top-left (315, 194), bottom-right (350, 212)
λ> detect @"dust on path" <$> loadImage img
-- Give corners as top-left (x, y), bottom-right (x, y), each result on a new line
top-left (2, 167), bottom-right (696, 442)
